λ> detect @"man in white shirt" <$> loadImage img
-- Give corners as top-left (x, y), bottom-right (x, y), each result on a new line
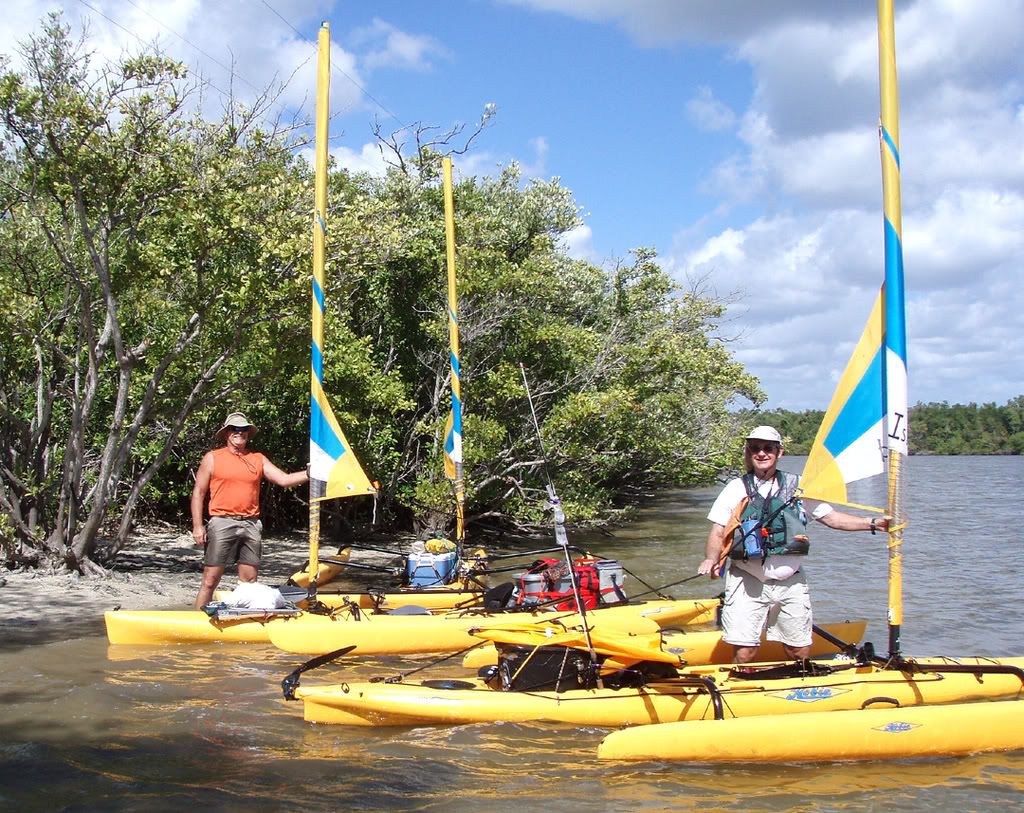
top-left (698, 426), bottom-right (890, 663)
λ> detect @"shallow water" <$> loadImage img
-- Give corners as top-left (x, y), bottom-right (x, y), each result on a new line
top-left (1, 456), bottom-right (1022, 812)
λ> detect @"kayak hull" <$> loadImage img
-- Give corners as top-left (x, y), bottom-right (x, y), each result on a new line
top-left (597, 695), bottom-right (1024, 762)
top-left (106, 598), bottom-right (718, 648)
top-left (105, 610), bottom-right (277, 644)
top-left (267, 599), bottom-right (720, 656)
top-left (296, 653), bottom-right (1023, 729)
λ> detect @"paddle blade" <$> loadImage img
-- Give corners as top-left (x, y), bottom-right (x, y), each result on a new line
top-left (281, 644), bottom-right (357, 700)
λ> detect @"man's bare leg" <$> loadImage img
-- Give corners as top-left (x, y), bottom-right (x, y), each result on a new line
top-left (195, 565), bottom-right (226, 609)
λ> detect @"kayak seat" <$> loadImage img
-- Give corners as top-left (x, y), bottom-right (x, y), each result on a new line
top-left (420, 679), bottom-right (477, 691)
top-left (277, 585), bottom-right (312, 605)
top-left (388, 605), bottom-right (432, 616)
top-left (483, 582), bottom-right (516, 611)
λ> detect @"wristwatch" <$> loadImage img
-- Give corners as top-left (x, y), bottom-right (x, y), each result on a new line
top-left (869, 519), bottom-right (877, 535)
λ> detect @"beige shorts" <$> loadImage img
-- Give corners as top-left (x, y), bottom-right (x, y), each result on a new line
top-left (720, 566), bottom-right (813, 648)
top-left (204, 516), bottom-right (262, 568)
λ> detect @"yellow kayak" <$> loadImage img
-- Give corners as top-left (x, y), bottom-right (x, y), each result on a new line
top-left (103, 585), bottom-right (476, 646)
top-left (104, 609), bottom-right (282, 645)
top-left (597, 696), bottom-right (1024, 762)
top-left (108, 579), bottom-right (493, 645)
top-left (287, 546), bottom-right (354, 589)
top-left (105, 596), bottom-right (719, 648)
top-left (266, 599), bottom-right (720, 656)
top-left (288, 545), bottom-right (489, 591)
top-left (291, 622), bottom-right (883, 726)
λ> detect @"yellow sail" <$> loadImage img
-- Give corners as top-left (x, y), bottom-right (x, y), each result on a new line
top-left (800, 290), bottom-right (886, 512)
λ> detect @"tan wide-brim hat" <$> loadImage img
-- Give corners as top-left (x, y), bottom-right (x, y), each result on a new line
top-left (216, 411), bottom-right (259, 440)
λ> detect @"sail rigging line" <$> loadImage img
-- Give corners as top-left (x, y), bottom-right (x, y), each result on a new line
top-left (258, 0), bottom-right (407, 129)
top-left (519, 363), bottom-right (602, 686)
top-left (73, 0), bottom-right (240, 102)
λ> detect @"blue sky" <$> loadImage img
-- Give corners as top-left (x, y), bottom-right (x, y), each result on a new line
top-left (6, 0), bottom-right (1023, 411)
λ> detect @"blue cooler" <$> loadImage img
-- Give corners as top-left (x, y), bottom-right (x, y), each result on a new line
top-left (406, 550), bottom-right (458, 586)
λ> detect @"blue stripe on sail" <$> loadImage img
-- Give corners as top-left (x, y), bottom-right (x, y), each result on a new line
top-left (445, 397), bottom-right (463, 458)
top-left (884, 219), bottom-right (907, 364)
top-left (450, 352), bottom-right (461, 378)
top-left (823, 348), bottom-right (884, 458)
top-left (881, 126), bottom-right (900, 169)
top-left (310, 395), bottom-right (346, 459)
top-left (450, 396), bottom-right (463, 433)
top-left (444, 432), bottom-right (459, 457)
top-left (311, 339), bottom-right (323, 381)
top-left (312, 277), bottom-right (325, 314)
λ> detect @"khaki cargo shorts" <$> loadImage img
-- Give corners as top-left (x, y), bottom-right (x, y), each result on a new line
top-left (204, 516), bottom-right (263, 567)
top-left (720, 566), bottom-right (813, 648)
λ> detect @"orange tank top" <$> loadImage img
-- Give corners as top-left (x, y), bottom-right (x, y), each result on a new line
top-left (208, 447), bottom-right (265, 517)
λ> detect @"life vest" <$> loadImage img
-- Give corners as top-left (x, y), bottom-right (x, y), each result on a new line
top-left (728, 471), bottom-right (809, 562)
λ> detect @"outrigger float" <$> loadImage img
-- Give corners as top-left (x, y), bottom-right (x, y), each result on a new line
top-left (597, 699), bottom-right (1024, 762)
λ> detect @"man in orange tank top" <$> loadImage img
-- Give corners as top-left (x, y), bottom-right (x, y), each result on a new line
top-left (191, 411), bottom-right (308, 609)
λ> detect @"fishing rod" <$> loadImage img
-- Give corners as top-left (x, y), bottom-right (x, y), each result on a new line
top-left (519, 363), bottom-right (602, 687)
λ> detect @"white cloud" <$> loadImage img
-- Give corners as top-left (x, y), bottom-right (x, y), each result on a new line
top-left (330, 142), bottom-right (388, 176)
top-left (454, 134), bottom-right (549, 182)
top-left (561, 223), bottom-right (596, 262)
top-left (506, 0), bottom-right (863, 47)
top-left (686, 86), bottom-right (737, 132)
top-left (533, 0), bottom-right (1024, 408)
top-left (350, 17), bottom-right (447, 72)
top-left (519, 136), bottom-right (549, 178)
top-left (4, 2), bottom-right (375, 124)
top-left (679, 181), bottom-right (1024, 409)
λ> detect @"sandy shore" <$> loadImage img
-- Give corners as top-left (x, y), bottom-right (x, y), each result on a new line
top-left (0, 526), bottom-right (332, 649)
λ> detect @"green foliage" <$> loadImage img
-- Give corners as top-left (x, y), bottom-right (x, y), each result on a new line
top-left (0, 16), bottom-right (766, 567)
top-left (0, 15), bottom-right (312, 566)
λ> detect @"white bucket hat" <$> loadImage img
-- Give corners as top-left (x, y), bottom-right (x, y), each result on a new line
top-left (216, 411), bottom-right (258, 439)
top-left (746, 425), bottom-right (782, 445)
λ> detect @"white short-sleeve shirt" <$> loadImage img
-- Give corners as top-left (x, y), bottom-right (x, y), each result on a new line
top-left (707, 472), bottom-right (833, 582)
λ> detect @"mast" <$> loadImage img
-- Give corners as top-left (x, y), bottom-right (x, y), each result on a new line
top-left (877, 0), bottom-right (909, 657)
top-left (307, 22), bottom-right (332, 589)
top-left (301, 23), bottom-right (375, 592)
top-left (441, 157), bottom-right (465, 550)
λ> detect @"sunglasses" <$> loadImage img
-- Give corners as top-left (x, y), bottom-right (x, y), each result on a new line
top-left (227, 426), bottom-right (250, 434)
top-left (747, 442), bottom-right (779, 454)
